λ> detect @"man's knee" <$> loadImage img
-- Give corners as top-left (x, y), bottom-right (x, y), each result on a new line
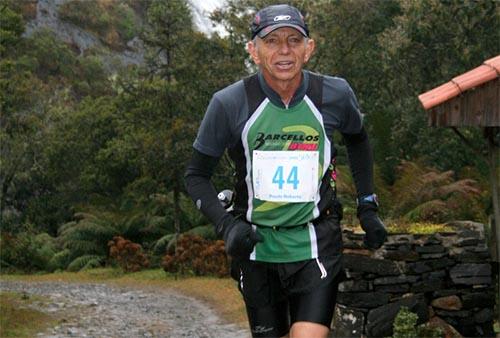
top-left (289, 321), bottom-right (330, 338)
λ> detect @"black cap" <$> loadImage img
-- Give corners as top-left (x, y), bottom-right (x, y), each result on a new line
top-left (251, 4), bottom-right (309, 39)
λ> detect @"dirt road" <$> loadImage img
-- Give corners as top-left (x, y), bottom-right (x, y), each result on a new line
top-left (0, 281), bottom-right (249, 338)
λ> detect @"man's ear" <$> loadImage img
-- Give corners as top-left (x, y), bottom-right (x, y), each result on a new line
top-left (304, 38), bottom-right (315, 63)
top-left (247, 40), bottom-right (261, 65)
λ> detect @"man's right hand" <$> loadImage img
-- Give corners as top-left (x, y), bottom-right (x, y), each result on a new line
top-left (217, 216), bottom-right (263, 257)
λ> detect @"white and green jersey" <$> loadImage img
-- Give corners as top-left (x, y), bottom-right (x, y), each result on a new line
top-left (243, 97), bottom-right (330, 225)
top-left (194, 71), bottom-right (363, 262)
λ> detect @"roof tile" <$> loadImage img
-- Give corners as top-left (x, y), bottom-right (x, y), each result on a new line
top-left (452, 65), bottom-right (497, 93)
top-left (418, 82), bottom-right (460, 110)
top-left (484, 54), bottom-right (500, 73)
top-left (418, 54), bottom-right (499, 110)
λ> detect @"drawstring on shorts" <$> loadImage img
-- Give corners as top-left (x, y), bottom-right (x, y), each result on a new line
top-left (315, 258), bottom-right (327, 279)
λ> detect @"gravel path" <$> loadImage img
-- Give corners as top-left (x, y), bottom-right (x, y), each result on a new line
top-left (0, 281), bottom-right (250, 338)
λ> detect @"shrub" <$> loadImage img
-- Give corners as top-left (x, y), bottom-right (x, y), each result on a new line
top-left (161, 234), bottom-right (229, 277)
top-left (47, 249), bottom-right (72, 271)
top-left (58, 0), bottom-right (138, 49)
top-left (152, 233), bottom-right (175, 256)
top-left (389, 161), bottom-right (484, 223)
top-left (108, 236), bottom-right (149, 272)
top-left (67, 254), bottom-right (104, 272)
top-left (187, 225), bottom-right (216, 240)
top-left (0, 230), bottom-right (57, 271)
top-left (393, 307), bottom-right (418, 338)
top-left (393, 307), bottom-right (442, 338)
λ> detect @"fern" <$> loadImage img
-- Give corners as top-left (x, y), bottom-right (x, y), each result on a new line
top-left (73, 212), bottom-right (100, 221)
top-left (81, 257), bottom-right (104, 271)
top-left (67, 254), bottom-right (104, 272)
top-left (141, 215), bottom-right (169, 236)
top-left (48, 249), bottom-right (71, 271)
top-left (437, 179), bottom-right (481, 197)
top-left (389, 160), bottom-right (485, 222)
top-left (57, 221), bottom-right (78, 235)
top-left (121, 212), bottom-right (145, 239)
top-left (187, 225), bottom-right (216, 240)
top-left (180, 194), bottom-right (205, 228)
top-left (404, 200), bottom-right (448, 222)
top-left (63, 240), bottom-right (105, 257)
top-left (60, 222), bottom-right (116, 240)
top-left (153, 234), bottom-right (175, 255)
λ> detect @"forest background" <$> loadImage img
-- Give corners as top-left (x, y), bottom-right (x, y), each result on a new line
top-left (1, 0), bottom-right (499, 273)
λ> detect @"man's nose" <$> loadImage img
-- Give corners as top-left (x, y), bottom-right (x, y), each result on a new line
top-left (278, 41), bottom-right (291, 54)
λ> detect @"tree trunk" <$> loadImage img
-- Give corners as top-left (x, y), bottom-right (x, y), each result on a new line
top-left (485, 127), bottom-right (500, 325)
top-left (486, 128), bottom-right (500, 260)
top-left (173, 175), bottom-right (181, 237)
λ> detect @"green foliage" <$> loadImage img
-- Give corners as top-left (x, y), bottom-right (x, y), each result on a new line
top-left (24, 29), bottom-right (77, 80)
top-left (31, 233), bottom-right (58, 269)
top-left (0, 230), bottom-right (57, 272)
top-left (58, 0), bottom-right (138, 48)
top-left (393, 307), bottom-right (418, 338)
top-left (0, 3), bottom-right (112, 237)
top-left (73, 55), bottom-right (112, 98)
top-left (59, 1), bottom-right (109, 34)
top-left (0, 3), bottom-right (25, 56)
top-left (152, 234), bottom-right (175, 256)
top-left (57, 202), bottom-right (173, 268)
top-left (387, 222), bottom-right (453, 235)
top-left (393, 306), bottom-right (442, 338)
top-left (67, 254), bottom-right (105, 272)
top-left (389, 161), bottom-right (485, 222)
top-left (187, 225), bottom-right (216, 241)
top-left (47, 249), bottom-right (71, 272)
top-left (115, 3), bottom-right (138, 41)
top-left (377, 0), bottom-right (498, 177)
top-left (58, 212), bottom-right (118, 262)
top-left (2, 0), bottom-right (497, 272)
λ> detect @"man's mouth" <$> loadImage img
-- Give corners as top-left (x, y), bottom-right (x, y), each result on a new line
top-left (275, 61), bottom-right (294, 70)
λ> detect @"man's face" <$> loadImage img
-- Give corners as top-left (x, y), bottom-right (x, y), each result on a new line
top-left (248, 27), bottom-right (315, 85)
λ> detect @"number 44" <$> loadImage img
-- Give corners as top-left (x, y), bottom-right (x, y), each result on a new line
top-left (272, 166), bottom-right (299, 190)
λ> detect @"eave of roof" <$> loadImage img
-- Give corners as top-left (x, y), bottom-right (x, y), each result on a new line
top-left (418, 54), bottom-right (500, 110)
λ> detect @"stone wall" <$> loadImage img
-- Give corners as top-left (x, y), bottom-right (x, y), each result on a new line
top-left (332, 221), bottom-right (497, 337)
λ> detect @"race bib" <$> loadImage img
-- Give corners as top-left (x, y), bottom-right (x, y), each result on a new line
top-left (252, 150), bottom-right (319, 202)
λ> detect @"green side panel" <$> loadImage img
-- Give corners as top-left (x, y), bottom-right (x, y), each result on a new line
top-left (254, 226), bottom-right (312, 262)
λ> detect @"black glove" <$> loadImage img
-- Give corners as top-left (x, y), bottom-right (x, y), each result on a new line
top-left (357, 203), bottom-right (387, 249)
top-left (216, 214), bottom-right (263, 257)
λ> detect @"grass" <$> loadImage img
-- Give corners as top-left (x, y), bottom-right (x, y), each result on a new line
top-left (0, 268), bottom-right (248, 327)
top-left (343, 221), bottom-right (453, 234)
top-left (0, 291), bottom-right (58, 337)
top-left (386, 222), bottom-right (454, 234)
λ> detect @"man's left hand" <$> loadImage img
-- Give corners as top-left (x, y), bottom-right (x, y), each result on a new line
top-left (357, 204), bottom-right (387, 249)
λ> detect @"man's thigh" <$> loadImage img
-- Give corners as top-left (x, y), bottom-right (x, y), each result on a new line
top-left (288, 273), bottom-right (339, 327)
top-left (286, 256), bottom-right (342, 328)
top-left (246, 301), bottom-right (290, 338)
top-left (234, 260), bottom-right (290, 337)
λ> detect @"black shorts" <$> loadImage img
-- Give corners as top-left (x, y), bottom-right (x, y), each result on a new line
top-left (232, 256), bottom-right (344, 338)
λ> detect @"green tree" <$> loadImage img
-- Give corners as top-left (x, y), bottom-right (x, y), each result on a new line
top-left (113, 0), bottom-right (247, 238)
top-left (0, 4), bottom-right (48, 229)
top-left (378, 0), bottom-right (499, 177)
top-left (0, 2), bottom-right (24, 57)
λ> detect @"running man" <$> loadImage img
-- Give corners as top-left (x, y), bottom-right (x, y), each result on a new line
top-left (185, 4), bottom-right (387, 338)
